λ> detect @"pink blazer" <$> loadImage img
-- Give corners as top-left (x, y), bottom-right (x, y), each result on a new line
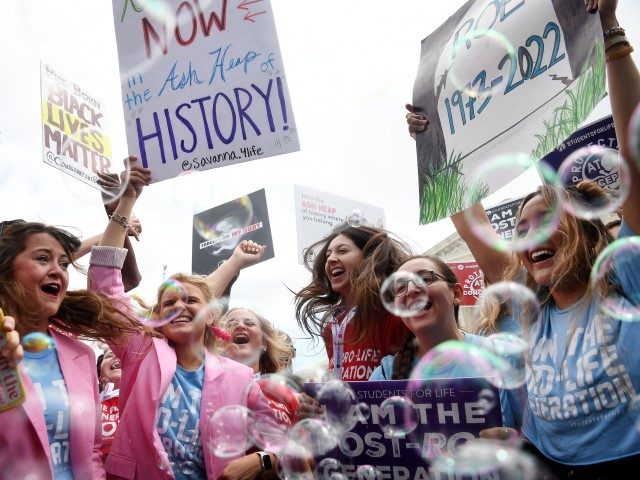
top-left (89, 261), bottom-right (278, 479)
top-left (0, 327), bottom-right (104, 479)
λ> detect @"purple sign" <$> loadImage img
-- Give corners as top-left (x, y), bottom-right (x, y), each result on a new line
top-left (305, 378), bottom-right (502, 477)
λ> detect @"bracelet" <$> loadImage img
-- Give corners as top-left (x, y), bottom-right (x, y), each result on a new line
top-left (606, 45), bottom-right (634, 62)
top-left (605, 35), bottom-right (630, 52)
top-left (603, 26), bottom-right (625, 39)
top-left (109, 213), bottom-right (130, 229)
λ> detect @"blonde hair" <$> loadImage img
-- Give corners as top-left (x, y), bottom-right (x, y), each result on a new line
top-left (154, 273), bottom-right (222, 351)
top-left (221, 307), bottom-right (295, 374)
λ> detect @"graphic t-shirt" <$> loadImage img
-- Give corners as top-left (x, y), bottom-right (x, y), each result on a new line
top-left (99, 384), bottom-right (120, 462)
top-left (23, 347), bottom-right (74, 480)
top-left (156, 364), bottom-right (206, 479)
top-left (323, 310), bottom-right (409, 381)
top-left (522, 222), bottom-right (640, 465)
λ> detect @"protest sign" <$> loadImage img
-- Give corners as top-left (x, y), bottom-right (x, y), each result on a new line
top-left (448, 262), bottom-right (485, 306)
top-left (540, 115), bottom-right (620, 191)
top-left (112, 0), bottom-right (299, 183)
top-left (294, 185), bottom-right (385, 265)
top-left (191, 188), bottom-right (274, 275)
top-left (484, 197), bottom-right (523, 240)
top-left (413, 0), bottom-right (605, 223)
top-left (41, 63), bottom-right (112, 188)
top-left (305, 378), bottom-right (502, 477)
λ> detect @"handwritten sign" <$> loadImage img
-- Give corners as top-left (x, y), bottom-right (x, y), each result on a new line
top-left (112, 0), bottom-right (299, 183)
top-left (41, 63), bottom-right (112, 188)
top-left (484, 197), bottom-right (523, 241)
top-left (413, 0), bottom-right (605, 223)
top-left (305, 378), bottom-right (502, 476)
top-left (448, 262), bottom-right (485, 306)
top-left (191, 188), bottom-right (274, 275)
top-left (294, 185), bottom-right (386, 265)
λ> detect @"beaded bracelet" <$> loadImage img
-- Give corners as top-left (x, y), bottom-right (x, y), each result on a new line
top-left (606, 45), bottom-right (634, 62)
top-left (109, 213), bottom-right (130, 229)
top-left (605, 35), bottom-right (630, 52)
top-left (603, 26), bottom-right (625, 39)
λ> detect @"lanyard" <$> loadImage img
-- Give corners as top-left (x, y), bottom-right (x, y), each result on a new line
top-left (331, 307), bottom-right (356, 379)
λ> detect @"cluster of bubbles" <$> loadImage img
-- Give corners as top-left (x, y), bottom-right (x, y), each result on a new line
top-left (193, 195), bottom-right (255, 255)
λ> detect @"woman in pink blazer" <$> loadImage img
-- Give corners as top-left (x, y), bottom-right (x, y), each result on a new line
top-left (0, 220), bottom-right (139, 480)
top-left (89, 159), bottom-right (280, 479)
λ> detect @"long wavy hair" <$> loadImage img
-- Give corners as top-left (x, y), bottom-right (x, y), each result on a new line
top-left (153, 272), bottom-right (222, 351)
top-left (221, 307), bottom-right (295, 374)
top-left (391, 255), bottom-right (460, 380)
top-left (0, 221), bottom-right (139, 341)
top-left (295, 224), bottom-right (412, 345)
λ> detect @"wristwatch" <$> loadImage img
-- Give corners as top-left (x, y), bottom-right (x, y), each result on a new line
top-left (256, 451), bottom-right (272, 472)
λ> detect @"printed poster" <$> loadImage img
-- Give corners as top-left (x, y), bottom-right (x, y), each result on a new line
top-left (413, 0), bottom-right (605, 223)
top-left (41, 63), bottom-right (113, 188)
top-left (112, 0), bottom-right (299, 183)
top-left (191, 188), bottom-right (274, 275)
top-left (305, 378), bottom-right (502, 476)
top-left (484, 197), bottom-right (524, 241)
top-left (294, 185), bottom-right (386, 266)
top-left (448, 262), bottom-right (485, 307)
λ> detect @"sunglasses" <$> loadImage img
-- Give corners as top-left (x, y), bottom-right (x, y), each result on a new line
top-left (391, 270), bottom-right (450, 298)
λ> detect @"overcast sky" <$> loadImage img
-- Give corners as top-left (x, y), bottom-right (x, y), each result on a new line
top-left (2, 1), bottom-right (639, 370)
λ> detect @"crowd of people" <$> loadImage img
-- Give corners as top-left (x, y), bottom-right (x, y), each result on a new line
top-left (1, 0), bottom-right (639, 479)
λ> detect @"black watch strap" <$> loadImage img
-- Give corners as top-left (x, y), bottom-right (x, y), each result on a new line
top-left (257, 451), bottom-right (272, 472)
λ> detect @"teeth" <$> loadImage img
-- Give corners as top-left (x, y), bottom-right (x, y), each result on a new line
top-left (531, 249), bottom-right (554, 262)
top-left (331, 268), bottom-right (345, 276)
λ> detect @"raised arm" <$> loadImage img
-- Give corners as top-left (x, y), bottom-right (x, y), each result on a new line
top-left (593, 0), bottom-right (640, 232)
top-left (206, 240), bottom-right (266, 298)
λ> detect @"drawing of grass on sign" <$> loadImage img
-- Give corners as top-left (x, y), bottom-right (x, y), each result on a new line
top-left (419, 150), bottom-right (488, 223)
top-left (531, 40), bottom-right (606, 160)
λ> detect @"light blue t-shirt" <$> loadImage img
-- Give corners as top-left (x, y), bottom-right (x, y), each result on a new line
top-left (369, 332), bottom-right (524, 429)
top-left (522, 222), bottom-right (640, 465)
top-left (156, 364), bottom-right (206, 480)
top-left (23, 346), bottom-right (74, 480)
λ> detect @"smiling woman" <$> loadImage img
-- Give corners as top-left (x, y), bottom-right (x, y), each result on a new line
top-left (0, 220), bottom-right (140, 479)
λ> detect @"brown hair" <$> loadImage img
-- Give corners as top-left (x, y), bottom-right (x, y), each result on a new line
top-left (221, 307), bottom-right (295, 374)
top-left (0, 221), bottom-right (139, 340)
top-left (154, 273), bottom-right (222, 351)
top-left (391, 255), bottom-right (460, 380)
top-left (295, 224), bottom-right (411, 345)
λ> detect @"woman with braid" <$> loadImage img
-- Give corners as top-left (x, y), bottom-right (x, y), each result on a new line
top-left (369, 255), bottom-right (522, 434)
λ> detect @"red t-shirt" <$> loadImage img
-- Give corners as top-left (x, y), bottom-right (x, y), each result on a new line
top-left (99, 394), bottom-right (120, 462)
top-left (322, 311), bottom-right (409, 381)
top-left (258, 377), bottom-right (299, 427)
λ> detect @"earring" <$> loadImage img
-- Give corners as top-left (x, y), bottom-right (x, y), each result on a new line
top-left (261, 346), bottom-right (267, 353)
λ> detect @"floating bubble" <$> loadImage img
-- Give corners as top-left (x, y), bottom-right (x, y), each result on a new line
top-left (193, 194), bottom-right (254, 257)
top-left (380, 271), bottom-right (429, 318)
top-left (208, 405), bottom-right (252, 457)
top-left (276, 441), bottom-right (314, 480)
top-left (287, 418), bottom-right (339, 456)
top-left (629, 103), bottom-right (640, 165)
top-left (346, 209), bottom-right (367, 228)
top-left (356, 465), bottom-right (381, 480)
top-left (590, 237), bottom-right (640, 322)
top-left (476, 282), bottom-right (540, 336)
top-left (430, 439), bottom-right (550, 480)
top-left (553, 146), bottom-right (630, 220)
top-left (484, 333), bottom-right (527, 389)
top-left (21, 332), bottom-right (55, 352)
top-left (356, 402), bottom-right (371, 422)
top-left (131, 278), bottom-right (188, 327)
top-left (302, 247), bottom-right (318, 272)
top-left (315, 458), bottom-right (343, 479)
top-left (378, 396), bottom-right (417, 438)
top-left (316, 379), bottom-right (358, 433)
top-left (448, 24), bottom-right (515, 103)
top-left (476, 388), bottom-right (498, 415)
top-left (464, 154), bottom-right (559, 253)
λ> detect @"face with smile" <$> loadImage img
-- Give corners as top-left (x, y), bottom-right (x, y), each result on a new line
top-left (515, 195), bottom-right (563, 287)
top-left (12, 233), bottom-right (70, 322)
top-left (223, 309), bottom-right (264, 368)
top-left (99, 348), bottom-right (121, 389)
top-left (393, 258), bottom-right (462, 336)
top-left (158, 281), bottom-right (211, 347)
top-left (324, 234), bottom-right (363, 301)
